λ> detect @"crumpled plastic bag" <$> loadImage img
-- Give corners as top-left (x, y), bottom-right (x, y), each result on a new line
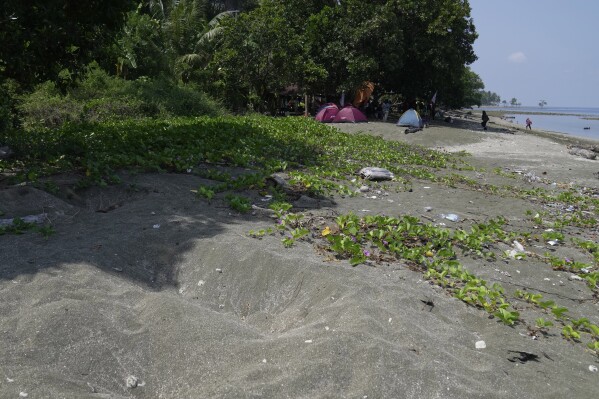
top-left (359, 167), bottom-right (394, 181)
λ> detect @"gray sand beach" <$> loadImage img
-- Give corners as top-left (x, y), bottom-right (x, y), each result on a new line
top-left (1, 114), bottom-right (599, 398)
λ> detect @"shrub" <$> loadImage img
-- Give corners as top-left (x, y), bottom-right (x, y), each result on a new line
top-left (16, 64), bottom-right (225, 129)
top-left (18, 81), bottom-right (82, 129)
top-left (0, 79), bottom-right (22, 132)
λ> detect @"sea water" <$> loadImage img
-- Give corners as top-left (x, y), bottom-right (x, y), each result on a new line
top-left (478, 107), bottom-right (599, 141)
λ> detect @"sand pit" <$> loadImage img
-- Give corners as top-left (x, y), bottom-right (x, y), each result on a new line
top-left (1, 117), bottom-right (599, 398)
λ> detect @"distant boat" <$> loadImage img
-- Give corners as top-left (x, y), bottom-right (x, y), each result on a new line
top-left (584, 127), bottom-right (591, 130)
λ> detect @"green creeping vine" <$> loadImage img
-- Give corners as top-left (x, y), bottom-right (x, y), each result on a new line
top-left (271, 211), bottom-right (523, 325)
top-left (266, 208), bottom-right (599, 355)
top-left (0, 217), bottom-right (55, 238)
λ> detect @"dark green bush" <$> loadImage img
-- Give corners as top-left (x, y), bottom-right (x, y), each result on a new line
top-left (0, 79), bottom-right (21, 132)
top-left (18, 81), bottom-right (81, 129)
top-left (15, 64), bottom-right (225, 130)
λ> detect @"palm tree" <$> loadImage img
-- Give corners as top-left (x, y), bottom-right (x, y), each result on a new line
top-left (539, 99), bottom-right (547, 107)
top-left (175, 9), bottom-right (239, 82)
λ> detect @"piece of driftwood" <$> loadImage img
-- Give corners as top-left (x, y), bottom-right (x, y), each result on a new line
top-left (267, 173), bottom-right (291, 190)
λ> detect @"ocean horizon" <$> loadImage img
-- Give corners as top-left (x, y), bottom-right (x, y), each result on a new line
top-left (477, 106), bottom-right (599, 140)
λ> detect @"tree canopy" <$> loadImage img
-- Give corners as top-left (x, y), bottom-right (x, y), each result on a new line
top-left (1, 0), bottom-right (483, 119)
top-left (209, 0), bottom-right (479, 110)
top-left (0, 0), bottom-right (136, 87)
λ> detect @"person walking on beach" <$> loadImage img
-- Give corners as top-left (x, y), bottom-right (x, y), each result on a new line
top-left (526, 117), bottom-right (532, 130)
top-left (481, 111), bottom-right (490, 130)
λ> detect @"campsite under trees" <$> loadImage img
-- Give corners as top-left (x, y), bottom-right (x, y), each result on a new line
top-left (1, 0), bottom-right (485, 130)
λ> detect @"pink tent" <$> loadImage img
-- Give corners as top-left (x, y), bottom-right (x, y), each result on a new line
top-left (315, 104), bottom-right (339, 123)
top-left (332, 105), bottom-right (368, 123)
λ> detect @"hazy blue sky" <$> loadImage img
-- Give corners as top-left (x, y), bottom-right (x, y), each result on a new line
top-left (468, 0), bottom-right (599, 107)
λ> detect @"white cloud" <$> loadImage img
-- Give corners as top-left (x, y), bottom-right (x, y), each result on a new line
top-left (508, 52), bottom-right (527, 63)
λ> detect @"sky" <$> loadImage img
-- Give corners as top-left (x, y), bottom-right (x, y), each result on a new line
top-left (468, 0), bottom-right (599, 108)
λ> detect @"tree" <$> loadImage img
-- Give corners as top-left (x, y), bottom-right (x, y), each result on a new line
top-left (212, 1), bottom-right (316, 112)
top-left (510, 98), bottom-right (518, 107)
top-left (113, 1), bottom-right (260, 83)
top-left (211, 0), bottom-right (478, 109)
top-left (480, 90), bottom-right (501, 106)
top-left (461, 67), bottom-right (484, 107)
top-left (385, 0), bottom-right (478, 105)
top-left (0, 0), bottom-right (136, 88)
top-left (112, 7), bottom-right (169, 79)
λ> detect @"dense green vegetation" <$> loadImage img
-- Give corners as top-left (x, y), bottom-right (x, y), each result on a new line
top-left (0, 115), bottom-right (454, 188)
top-left (1, 0), bottom-right (488, 130)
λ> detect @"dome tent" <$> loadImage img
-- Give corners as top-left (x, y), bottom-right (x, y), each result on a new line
top-left (314, 103), bottom-right (339, 123)
top-left (332, 105), bottom-right (367, 123)
top-left (396, 108), bottom-right (423, 128)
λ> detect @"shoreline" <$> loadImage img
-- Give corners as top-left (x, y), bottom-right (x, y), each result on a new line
top-left (465, 109), bottom-right (599, 146)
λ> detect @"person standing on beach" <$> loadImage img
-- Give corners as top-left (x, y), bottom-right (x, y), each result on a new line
top-left (526, 117), bottom-right (532, 130)
top-left (481, 111), bottom-right (490, 130)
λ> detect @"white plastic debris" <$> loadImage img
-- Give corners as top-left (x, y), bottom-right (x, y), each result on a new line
top-left (507, 241), bottom-right (526, 259)
top-left (475, 340), bottom-right (486, 349)
top-left (305, 340), bottom-right (313, 343)
top-left (512, 241), bottom-right (524, 252)
top-left (152, 224), bottom-right (160, 229)
top-left (198, 280), bottom-right (205, 286)
top-left (547, 240), bottom-right (559, 246)
top-left (440, 213), bottom-right (459, 222)
top-left (569, 274), bottom-right (584, 281)
top-left (359, 167), bottom-right (394, 181)
top-left (424, 207), bottom-right (433, 212)
top-left (126, 376), bottom-right (139, 388)
top-left (589, 365), bottom-right (598, 372)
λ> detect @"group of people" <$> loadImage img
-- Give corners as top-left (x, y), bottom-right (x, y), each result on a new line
top-left (481, 111), bottom-right (532, 131)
